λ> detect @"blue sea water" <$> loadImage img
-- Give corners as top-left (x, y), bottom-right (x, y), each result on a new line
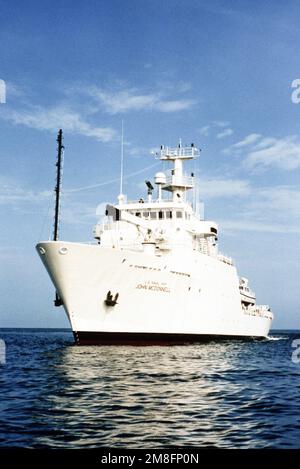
top-left (0, 329), bottom-right (299, 449)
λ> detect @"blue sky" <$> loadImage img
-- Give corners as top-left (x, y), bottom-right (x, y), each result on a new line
top-left (0, 0), bottom-right (300, 328)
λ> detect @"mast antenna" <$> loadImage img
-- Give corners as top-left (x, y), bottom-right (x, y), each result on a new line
top-left (120, 120), bottom-right (124, 196)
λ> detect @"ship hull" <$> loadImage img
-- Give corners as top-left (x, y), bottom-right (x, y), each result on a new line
top-left (36, 241), bottom-right (273, 345)
top-left (74, 331), bottom-right (265, 345)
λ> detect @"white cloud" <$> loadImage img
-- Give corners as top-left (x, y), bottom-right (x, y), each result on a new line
top-left (59, 200), bottom-right (100, 226)
top-left (226, 133), bottom-right (300, 171)
top-left (0, 180), bottom-right (52, 206)
top-left (246, 136), bottom-right (300, 170)
top-left (220, 219), bottom-right (300, 235)
top-left (156, 99), bottom-right (195, 112)
top-left (199, 125), bottom-right (210, 136)
top-left (213, 120), bottom-right (230, 128)
top-left (247, 186), bottom-right (300, 219)
top-left (217, 128), bottom-right (233, 139)
top-left (195, 172), bottom-right (300, 234)
top-left (251, 137), bottom-right (277, 150)
top-left (198, 178), bottom-right (250, 199)
top-left (199, 121), bottom-right (234, 139)
top-left (0, 82), bottom-right (195, 141)
top-left (82, 87), bottom-right (196, 114)
top-left (5, 82), bottom-right (26, 98)
top-left (0, 179), bottom-right (103, 225)
top-left (1, 105), bottom-right (116, 142)
top-left (215, 184), bottom-right (300, 235)
top-left (232, 133), bottom-right (261, 148)
top-left (126, 145), bottom-right (153, 157)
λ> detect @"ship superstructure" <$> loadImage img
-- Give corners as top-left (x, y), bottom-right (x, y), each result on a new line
top-left (36, 139), bottom-right (273, 344)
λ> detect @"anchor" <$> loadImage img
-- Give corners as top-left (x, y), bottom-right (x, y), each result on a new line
top-left (105, 290), bottom-right (119, 306)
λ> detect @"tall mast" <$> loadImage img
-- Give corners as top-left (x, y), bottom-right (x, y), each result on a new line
top-left (53, 129), bottom-right (64, 307)
top-left (118, 120), bottom-right (125, 205)
top-left (120, 120), bottom-right (124, 194)
top-left (53, 129), bottom-right (64, 241)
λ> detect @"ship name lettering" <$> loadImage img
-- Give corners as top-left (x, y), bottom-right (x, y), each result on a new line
top-left (130, 264), bottom-right (161, 272)
top-left (136, 282), bottom-right (170, 293)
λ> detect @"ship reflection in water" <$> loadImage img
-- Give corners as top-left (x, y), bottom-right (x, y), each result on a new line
top-left (1, 329), bottom-right (299, 448)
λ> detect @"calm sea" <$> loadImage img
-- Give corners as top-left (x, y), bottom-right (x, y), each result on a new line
top-left (0, 329), bottom-right (299, 449)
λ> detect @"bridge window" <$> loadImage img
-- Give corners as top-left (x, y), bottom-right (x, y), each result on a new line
top-left (159, 211), bottom-right (163, 219)
top-left (135, 212), bottom-right (141, 217)
top-left (143, 211), bottom-right (150, 219)
top-left (166, 211), bottom-right (172, 219)
top-left (150, 212), bottom-right (157, 220)
top-left (176, 211), bottom-right (183, 218)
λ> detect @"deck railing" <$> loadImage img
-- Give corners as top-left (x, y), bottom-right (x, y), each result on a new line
top-left (217, 253), bottom-right (234, 266)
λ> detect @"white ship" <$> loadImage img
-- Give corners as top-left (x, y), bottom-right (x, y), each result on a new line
top-left (36, 135), bottom-right (273, 344)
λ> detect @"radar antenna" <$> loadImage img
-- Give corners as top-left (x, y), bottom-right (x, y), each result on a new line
top-left (145, 180), bottom-right (154, 202)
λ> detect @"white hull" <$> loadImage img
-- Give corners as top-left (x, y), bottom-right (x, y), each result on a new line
top-left (36, 241), bottom-right (272, 344)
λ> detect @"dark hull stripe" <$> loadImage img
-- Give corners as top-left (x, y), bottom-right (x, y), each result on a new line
top-left (73, 331), bottom-right (265, 345)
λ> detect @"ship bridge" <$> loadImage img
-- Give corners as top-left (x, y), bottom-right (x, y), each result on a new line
top-left (93, 141), bottom-right (226, 261)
